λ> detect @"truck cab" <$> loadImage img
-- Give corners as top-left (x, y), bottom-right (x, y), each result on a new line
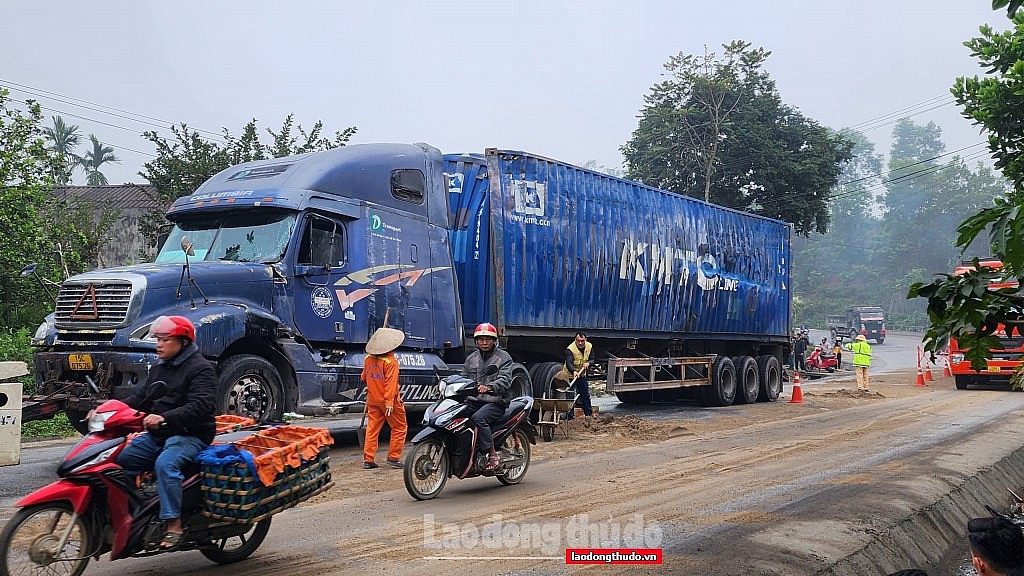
top-left (827, 306), bottom-right (886, 344)
top-left (31, 143), bottom-right (464, 430)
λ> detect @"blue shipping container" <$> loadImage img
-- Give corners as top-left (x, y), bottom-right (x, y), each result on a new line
top-left (445, 149), bottom-right (791, 342)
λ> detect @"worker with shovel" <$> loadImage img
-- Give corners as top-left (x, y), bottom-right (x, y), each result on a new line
top-left (555, 332), bottom-right (593, 420)
top-left (360, 326), bottom-right (408, 469)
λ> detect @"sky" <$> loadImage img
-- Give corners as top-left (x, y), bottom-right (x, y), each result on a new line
top-left (1, 1), bottom-right (1010, 186)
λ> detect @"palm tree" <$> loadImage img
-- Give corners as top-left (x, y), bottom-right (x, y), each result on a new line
top-left (43, 116), bottom-right (82, 185)
top-left (79, 134), bottom-right (120, 185)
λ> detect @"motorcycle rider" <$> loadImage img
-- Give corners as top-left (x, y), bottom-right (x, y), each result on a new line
top-left (462, 322), bottom-right (514, 471)
top-left (114, 315), bottom-right (216, 550)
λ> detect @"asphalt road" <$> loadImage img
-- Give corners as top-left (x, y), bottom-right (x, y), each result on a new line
top-left (4, 331), bottom-right (965, 576)
top-left (0, 331), bottom-right (930, 514)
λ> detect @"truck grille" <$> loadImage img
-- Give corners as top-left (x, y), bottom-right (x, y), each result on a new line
top-left (54, 281), bottom-right (135, 327)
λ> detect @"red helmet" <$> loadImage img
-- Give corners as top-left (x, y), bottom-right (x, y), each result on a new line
top-left (149, 315), bottom-right (196, 342)
top-left (473, 322), bottom-right (498, 339)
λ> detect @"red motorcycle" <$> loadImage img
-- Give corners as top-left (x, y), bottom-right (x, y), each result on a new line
top-left (0, 393), bottom-right (271, 576)
top-left (805, 346), bottom-right (839, 373)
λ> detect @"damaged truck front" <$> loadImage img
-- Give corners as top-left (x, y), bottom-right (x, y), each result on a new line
top-left (30, 143), bottom-right (463, 433)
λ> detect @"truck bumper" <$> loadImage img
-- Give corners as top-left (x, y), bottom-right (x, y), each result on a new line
top-left (33, 349), bottom-right (158, 404)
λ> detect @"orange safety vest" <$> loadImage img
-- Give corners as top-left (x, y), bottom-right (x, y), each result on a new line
top-left (361, 352), bottom-right (400, 407)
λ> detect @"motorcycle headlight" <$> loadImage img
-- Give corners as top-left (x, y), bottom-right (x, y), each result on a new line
top-left (87, 409), bottom-right (117, 433)
top-left (68, 445), bottom-right (121, 474)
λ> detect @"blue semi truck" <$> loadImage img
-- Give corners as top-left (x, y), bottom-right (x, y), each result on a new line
top-left (29, 143), bottom-right (792, 431)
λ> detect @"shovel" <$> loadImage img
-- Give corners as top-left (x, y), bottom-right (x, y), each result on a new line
top-left (356, 401), bottom-right (368, 447)
top-left (553, 373), bottom-right (580, 394)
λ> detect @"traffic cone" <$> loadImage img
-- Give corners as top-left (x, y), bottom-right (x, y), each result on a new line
top-left (789, 371), bottom-right (804, 403)
top-left (915, 364), bottom-right (927, 387)
top-left (943, 355), bottom-right (951, 378)
top-left (924, 360), bottom-right (934, 382)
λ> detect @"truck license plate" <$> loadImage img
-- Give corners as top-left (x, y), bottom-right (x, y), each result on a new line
top-left (987, 365), bottom-right (1001, 373)
top-left (68, 354), bottom-right (93, 371)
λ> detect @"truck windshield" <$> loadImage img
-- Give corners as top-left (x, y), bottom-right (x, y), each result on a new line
top-left (155, 212), bottom-right (296, 263)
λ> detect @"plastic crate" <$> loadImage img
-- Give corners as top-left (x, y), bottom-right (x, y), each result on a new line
top-left (198, 425), bottom-right (334, 524)
top-left (200, 451), bottom-right (332, 523)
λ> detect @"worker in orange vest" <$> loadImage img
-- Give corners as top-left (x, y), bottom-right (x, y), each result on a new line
top-left (361, 327), bottom-right (408, 469)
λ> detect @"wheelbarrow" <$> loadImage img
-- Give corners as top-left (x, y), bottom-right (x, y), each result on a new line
top-left (533, 374), bottom-right (579, 442)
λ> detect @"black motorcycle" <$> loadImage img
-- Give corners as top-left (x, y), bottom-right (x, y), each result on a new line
top-left (403, 365), bottom-right (536, 500)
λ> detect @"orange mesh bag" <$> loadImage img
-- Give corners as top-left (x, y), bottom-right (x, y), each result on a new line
top-left (215, 414), bottom-right (257, 435)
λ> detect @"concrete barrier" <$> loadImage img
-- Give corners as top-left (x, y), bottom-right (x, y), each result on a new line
top-left (0, 361), bottom-right (27, 466)
top-left (821, 444), bottom-right (1024, 575)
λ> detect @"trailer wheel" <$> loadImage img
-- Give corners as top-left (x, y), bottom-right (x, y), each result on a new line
top-left (756, 355), bottom-right (782, 402)
top-left (216, 355), bottom-right (283, 424)
top-left (510, 363), bottom-right (532, 399)
top-left (701, 356), bottom-right (736, 407)
top-left (732, 356), bottom-right (759, 405)
top-left (616, 391), bottom-right (653, 404)
top-left (530, 362), bottom-right (563, 398)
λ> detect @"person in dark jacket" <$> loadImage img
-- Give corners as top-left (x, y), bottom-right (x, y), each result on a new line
top-left (114, 315), bottom-right (216, 549)
top-left (462, 322), bottom-right (514, 471)
top-left (794, 332), bottom-right (809, 371)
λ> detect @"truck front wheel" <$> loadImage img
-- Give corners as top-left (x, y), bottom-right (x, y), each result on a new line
top-left (216, 355), bottom-right (283, 424)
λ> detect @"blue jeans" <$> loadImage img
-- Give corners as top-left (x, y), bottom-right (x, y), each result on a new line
top-left (115, 432), bottom-right (208, 520)
top-left (568, 375), bottom-right (592, 419)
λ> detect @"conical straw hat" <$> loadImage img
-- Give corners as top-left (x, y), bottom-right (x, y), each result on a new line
top-left (366, 327), bottom-right (405, 355)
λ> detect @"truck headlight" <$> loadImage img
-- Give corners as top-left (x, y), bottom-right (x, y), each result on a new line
top-left (951, 354), bottom-right (964, 364)
top-left (31, 318), bottom-right (54, 345)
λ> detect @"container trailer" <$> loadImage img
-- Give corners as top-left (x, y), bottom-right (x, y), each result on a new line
top-left (28, 143), bottom-right (791, 431)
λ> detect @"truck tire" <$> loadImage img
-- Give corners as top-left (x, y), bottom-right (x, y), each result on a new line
top-left (216, 355), bottom-right (284, 424)
top-left (510, 363), bottom-right (532, 399)
top-left (756, 355), bottom-right (782, 402)
top-left (733, 356), bottom-right (759, 405)
top-left (530, 362), bottom-right (563, 398)
top-left (701, 356), bottom-right (736, 407)
top-left (830, 328), bottom-right (838, 341)
top-left (955, 375), bottom-right (971, 390)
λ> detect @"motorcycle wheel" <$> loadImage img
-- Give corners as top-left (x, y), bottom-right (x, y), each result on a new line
top-left (200, 518), bottom-right (272, 564)
top-left (497, 428), bottom-right (531, 486)
top-left (0, 503), bottom-right (92, 576)
top-left (404, 438), bottom-right (450, 500)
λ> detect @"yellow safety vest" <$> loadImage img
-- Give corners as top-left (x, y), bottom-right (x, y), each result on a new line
top-left (844, 340), bottom-right (872, 367)
top-left (566, 341), bottom-right (593, 371)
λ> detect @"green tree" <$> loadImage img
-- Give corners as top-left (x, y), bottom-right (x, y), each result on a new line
top-left (137, 116), bottom-right (356, 249)
top-left (42, 116), bottom-right (82, 185)
top-left (0, 89), bottom-right (63, 327)
top-left (791, 130), bottom-right (888, 327)
top-left (78, 134), bottom-right (119, 185)
top-left (909, 6), bottom-right (1024, 365)
top-left (622, 40), bottom-right (853, 236)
